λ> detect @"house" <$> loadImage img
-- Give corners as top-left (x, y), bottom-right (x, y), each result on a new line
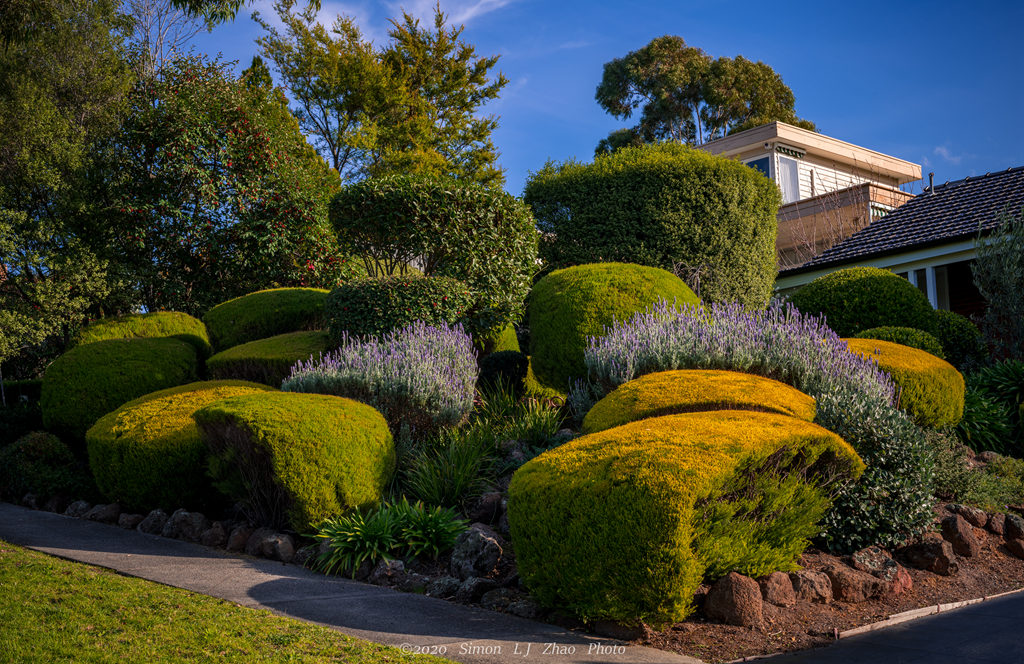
top-left (698, 122), bottom-right (921, 268)
top-left (776, 166), bottom-right (1024, 318)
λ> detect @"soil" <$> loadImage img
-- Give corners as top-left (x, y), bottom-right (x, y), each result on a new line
top-left (639, 503), bottom-right (1024, 663)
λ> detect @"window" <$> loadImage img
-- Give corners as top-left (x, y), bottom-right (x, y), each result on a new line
top-left (745, 157), bottom-right (770, 178)
top-left (777, 156), bottom-right (800, 204)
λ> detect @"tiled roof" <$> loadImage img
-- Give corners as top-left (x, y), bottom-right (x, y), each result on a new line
top-left (783, 166), bottom-right (1024, 275)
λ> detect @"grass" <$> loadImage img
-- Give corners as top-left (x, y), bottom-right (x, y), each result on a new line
top-left (0, 541), bottom-right (446, 663)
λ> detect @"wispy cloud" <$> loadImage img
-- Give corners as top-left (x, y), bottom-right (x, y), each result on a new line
top-left (385, 0), bottom-right (518, 25)
top-left (933, 145), bottom-right (962, 165)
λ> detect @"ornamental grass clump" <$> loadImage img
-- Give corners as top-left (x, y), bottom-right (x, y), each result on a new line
top-left (578, 300), bottom-right (935, 551)
top-left (282, 321), bottom-right (477, 438)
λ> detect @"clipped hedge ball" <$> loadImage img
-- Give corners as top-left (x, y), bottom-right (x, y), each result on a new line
top-left (206, 330), bottom-right (333, 387)
top-left (853, 326), bottom-right (944, 358)
top-left (195, 391), bottom-right (395, 532)
top-left (73, 311), bottom-right (212, 358)
top-left (528, 262), bottom-right (699, 392)
top-left (844, 337), bottom-right (965, 428)
top-left (509, 410), bottom-right (863, 626)
top-left (202, 287), bottom-right (328, 351)
top-left (41, 338), bottom-right (198, 441)
top-left (581, 369), bottom-right (816, 434)
top-left (86, 380), bottom-right (275, 512)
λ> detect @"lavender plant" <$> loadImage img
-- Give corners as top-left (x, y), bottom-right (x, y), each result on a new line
top-left (576, 300), bottom-right (935, 552)
top-left (283, 321), bottom-right (478, 438)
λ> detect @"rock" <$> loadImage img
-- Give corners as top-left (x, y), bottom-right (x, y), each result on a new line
top-left (254, 532), bottom-right (295, 562)
top-left (466, 492), bottom-right (505, 525)
top-left (759, 572), bottom-right (796, 607)
top-left (368, 559), bottom-right (404, 585)
top-left (900, 535), bottom-right (959, 576)
top-left (199, 522), bottom-right (228, 548)
top-left (84, 503), bottom-right (121, 524)
top-left (226, 525), bottom-right (255, 552)
top-left (161, 509), bottom-right (210, 542)
top-left (118, 513), bottom-right (144, 530)
top-left (426, 576), bottom-right (462, 599)
top-left (508, 597), bottom-right (542, 619)
top-left (1005, 514), bottom-right (1024, 540)
top-left (1007, 539), bottom-right (1024, 560)
top-left (42, 495), bottom-right (70, 514)
top-left (455, 577), bottom-right (499, 603)
top-left (398, 572), bottom-right (429, 593)
top-left (947, 503), bottom-right (989, 528)
top-left (64, 500), bottom-right (92, 518)
top-left (293, 545), bottom-right (318, 568)
top-left (977, 450), bottom-right (1002, 464)
top-left (480, 587), bottom-right (521, 612)
top-left (245, 528), bottom-right (275, 556)
top-left (851, 545), bottom-right (913, 597)
top-left (137, 508), bottom-right (169, 534)
top-left (552, 429), bottom-right (576, 444)
top-left (942, 514), bottom-right (981, 557)
top-left (704, 572), bottom-right (764, 628)
top-left (988, 513), bottom-right (1007, 536)
top-left (450, 523), bottom-right (503, 580)
top-left (790, 570), bottom-right (833, 604)
top-left (496, 511), bottom-right (511, 539)
top-left (822, 564), bottom-right (887, 603)
top-left (592, 621), bottom-right (645, 641)
top-left (21, 493), bottom-right (39, 509)
top-left (353, 558), bottom-right (374, 581)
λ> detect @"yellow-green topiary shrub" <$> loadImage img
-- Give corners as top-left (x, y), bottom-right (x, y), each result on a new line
top-left (476, 323), bottom-right (520, 357)
top-left (508, 410), bottom-right (863, 626)
top-left (202, 287), bottom-right (329, 351)
top-left (528, 262), bottom-right (699, 392)
top-left (73, 311), bottom-right (212, 358)
top-left (843, 338), bottom-right (965, 428)
top-left (41, 338), bottom-right (198, 442)
top-left (195, 392), bottom-right (395, 532)
top-left (85, 381), bottom-right (275, 512)
top-left (206, 330), bottom-right (333, 387)
top-left (581, 369), bottom-right (816, 434)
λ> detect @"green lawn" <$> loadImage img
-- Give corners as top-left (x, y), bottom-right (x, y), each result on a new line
top-left (0, 541), bottom-right (446, 663)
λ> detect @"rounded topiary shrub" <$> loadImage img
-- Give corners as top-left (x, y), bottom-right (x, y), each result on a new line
top-left (478, 351), bottom-right (530, 397)
top-left (788, 267), bottom-right (937, 337)
top-left (509, 410), bottom-right (863, 626)
top-left (202, 287), bottom-right (328, 351)
top-left (853, 326), bottom-right (945, 358)
top-left (528, 262), bottom-right (699, 392)
top-left (195, 391), bottom-right (395, 532)
top-left (73, 311), bottom-right (212, 358)
top-left (40, 338), bottom-right (198, 441)
top-left (523, 142), bottom-right (781, 308)
top-left (331, 174), bottom-right (539, 337)
top-left (934, 309), bottom-right (988, 370)
top-left (325, 276), bottom-right (474, 341)
top-left (206, 330), bottom-right (333, 387)
top-left (581, 370), bottom-right (816, 434)
top-left (844, 338), bottom-right (965, 428)
top-left (0, 432), bottom-right (92, 501)
top-left (476, 323), bottom-right (521, 356)
top-left (86, 380), bottom-right (274, 512)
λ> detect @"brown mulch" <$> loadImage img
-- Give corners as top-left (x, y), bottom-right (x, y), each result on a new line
top-left (639, 505), bottom-right (1024, 663)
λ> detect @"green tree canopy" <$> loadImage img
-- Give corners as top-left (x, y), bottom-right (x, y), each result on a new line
top-left (595, 35), bottom-right (815, 154)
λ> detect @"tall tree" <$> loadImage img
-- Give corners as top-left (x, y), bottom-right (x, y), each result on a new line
top-left (595, 35), bottom-right (814, 153)
top-left (123, 0), bottom-right (207, 76)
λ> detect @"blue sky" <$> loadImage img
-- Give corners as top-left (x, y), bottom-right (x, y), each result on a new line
top-left (191, 0), bottom-right (1024, 196)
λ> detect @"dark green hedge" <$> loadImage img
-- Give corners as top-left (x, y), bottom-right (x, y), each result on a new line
top-left (40, 338), bottom-right (198, 442)
top-left (73, 311), bottom-right (212, 358)
top-left (325, 276), bottom-right (474, 341)
top-left (202, 288), bottom-right (328, 351)
top-left (854, 326), bottom-right (945, 358)
top-left (934, 310), bottom-right (988, 370)
top-left (0, 432), bottom-right (92, 501)
top-left (330, 175), bottom-right (539, 338)
top-left (206, 331), bottom-right (333, 387)
top-left (788, 267), bottom-right (937, 337)
top-left (523, 142), bottom-right (780, 308)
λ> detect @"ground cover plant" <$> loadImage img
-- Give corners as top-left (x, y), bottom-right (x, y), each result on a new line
top-left (203, 288), bottom-right (329, 351)
top-left (206, 330), bottom-right (333, 387)
top-left (0, 541), bottom-right (442, 664)
top-left (73, 311), bottom-right (213, 358)
top-left (576, 299), bottom-right (935, 551)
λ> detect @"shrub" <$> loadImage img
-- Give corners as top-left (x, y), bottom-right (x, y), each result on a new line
top-left (195, 391), bottom-right (395, 532)
top-left (314, 498), bottom-right (468, 576)
top-left (0, 432), bottom-right (92, 501)
top-left (40, 338), bottom-right (198, 441)
top-left (2, 379), bottom-right (43, 403)
top-left (972, 209), bottom-right (1024, 361)
top-left (325, 276), bottom-right (474, 341)
top-left (523, 142), bottom-right (780, 308)
top-left (85, 381), bottom-right (274, 512)
top-left (476, 323), bottom-right (521, 356)
top-left (788, 267), bottom-right (937, 337)
top-left (478, 351), bottom-right (529, 397)
top-left (403, 422), bottom-right (498, 510)
top-left (959, 360), bottom-right (1024, 456)
top-left (283, 322), bottom-right (477, 439)
top-left (933, 310), bottom-right (988, 371)
top-left (844, 338), bottom-right (964, 428)
top-left (928, 430), bottom-right (1024, 510)
top-left (206, 330), bottom-right (333, 387)
top-left (202, 287), bottom-right (328, 351)
top-left (0, 401), bottom-right (43, 447)
top-left (330, 174), bottom-right (539, 337)
top-left (854, 326), bottom-right (944, 358)
top-left (509, 411), bottom-right (863, 626)
top-left (73, 312), bottom-right (212, 358)
top-left (577, 300), bottom-right (935, 551)
top-left (581, 369), bottom-right (816, 434)
top-left (529, 262), bottom-right (699, 392)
